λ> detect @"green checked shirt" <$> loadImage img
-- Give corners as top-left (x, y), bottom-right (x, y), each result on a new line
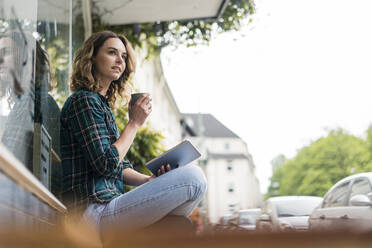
top-left (60, 90), bottom-right (132, 212)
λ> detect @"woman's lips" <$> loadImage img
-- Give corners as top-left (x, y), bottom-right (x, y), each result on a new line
top-left (112, 66), bottom-right (121, 72)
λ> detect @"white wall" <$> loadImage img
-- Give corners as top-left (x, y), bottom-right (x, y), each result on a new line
top-left (133, 48), bottom-right (182, 149)
top-left (204, 138), bottom-right (249, 154)
top-left (206, 155), bottom-right (262, 223)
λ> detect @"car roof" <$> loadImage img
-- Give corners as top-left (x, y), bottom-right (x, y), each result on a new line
top-left (267, 196), bottom-right (323, 202)
top-left (238, 208), bottom-right (261, 213)
top-left (327, 172), bottom-right (372, 193)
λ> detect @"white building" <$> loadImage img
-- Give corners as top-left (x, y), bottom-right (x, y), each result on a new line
top-left (132, 48), bottom-right (183, 149)
top-left (182, 113), bottom-right (262, 224)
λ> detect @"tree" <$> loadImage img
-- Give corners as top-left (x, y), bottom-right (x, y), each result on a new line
top-left (92, 0), bottom-right (255, 53)
top-left (266, 154), bottom-right (287, 198)
top-left (268, 129), bottom-right (372, 197)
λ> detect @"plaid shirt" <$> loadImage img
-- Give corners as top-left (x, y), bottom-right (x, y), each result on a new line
top-left (60, 90), bottom-right (132, 212)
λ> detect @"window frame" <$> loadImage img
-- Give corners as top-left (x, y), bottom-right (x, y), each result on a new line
top-left (322, 180), bottom-right (352, 208)
top-left (348, 176), bottom-right (372, 204)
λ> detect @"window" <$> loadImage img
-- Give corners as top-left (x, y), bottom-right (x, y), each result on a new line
top-left (322, 181), bottom-right (350, 208)
top-left (228, 203), bottom-right (236, 213)
top-left (225, 142), bottom-right (230, 150)
top-left (0, 0), bottom-right (81, 194)
top-left (350, 178), bottom-right (372, 202)
top-left (228, 182), bottom-right (234, 193)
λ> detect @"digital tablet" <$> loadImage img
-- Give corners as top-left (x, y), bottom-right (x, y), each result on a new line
top-left (145, 140), bottom-right (201, 175)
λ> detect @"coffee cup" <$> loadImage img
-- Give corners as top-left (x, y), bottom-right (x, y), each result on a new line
top-left (130, 93), bottom-right (146, 106)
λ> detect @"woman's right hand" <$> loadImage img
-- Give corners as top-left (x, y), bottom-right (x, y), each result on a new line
top-left (128, 93), bottom-right (152, 127)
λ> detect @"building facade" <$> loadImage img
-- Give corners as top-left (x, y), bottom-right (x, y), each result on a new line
top-left (132, 47), bottom-right (183, 149)
top-left (182, 113), bottom-right (262, 224)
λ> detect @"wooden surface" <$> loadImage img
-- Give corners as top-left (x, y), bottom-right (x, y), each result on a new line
top-left (0, 143), bottom-right (67, 213)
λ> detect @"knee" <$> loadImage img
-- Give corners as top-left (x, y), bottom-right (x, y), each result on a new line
top-left (180, 165), bottom-right (207, 197)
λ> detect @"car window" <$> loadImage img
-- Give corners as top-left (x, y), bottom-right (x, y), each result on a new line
top-left (349, 178), bottom-right (372, 202)
top-left (274, 198), bottom-right (322, 217)
top-left (323, 181), bottom-right (350, 208)
top-left (238, 212), bottom-right (260, 225)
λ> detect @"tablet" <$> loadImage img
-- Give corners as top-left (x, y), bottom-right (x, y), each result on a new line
top-left (145, 140), bottom-right (201, 175)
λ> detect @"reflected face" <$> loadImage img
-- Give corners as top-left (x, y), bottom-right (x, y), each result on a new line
top-left (0, 37), bottom-right (14, 79)
top-left (93, 37), bottom-right (127, 84)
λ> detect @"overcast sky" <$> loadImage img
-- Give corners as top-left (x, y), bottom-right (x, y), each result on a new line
top-left (160, 0), bottom-right (372, 194)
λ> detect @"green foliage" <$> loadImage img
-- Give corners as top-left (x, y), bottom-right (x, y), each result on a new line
top-left (46, 38), bottom-right (69, 108)
top-left (366, 124), bottom-right (372, 159)
top-left (267, 128), bottom-right (372, 198)
top-left (114, 101), bottom-right (165, 175)
top-left (92, 0), bottom-right (255, 54)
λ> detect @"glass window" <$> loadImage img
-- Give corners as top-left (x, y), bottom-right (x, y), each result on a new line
top-left (228, 182), bottom-right (234, 193)
top-left (225, 142), bottom-right (230, 150)
top-left (323, 181), bottom-right (350, 208)
top-left (350, 178), bottom-right (372, 201)
top-left (228, 203), bottom-right (235, 213)
top-left (274, 197), bottom-right (322, 217)
top-left (238, 211), bottom-right (261, 225)
top-left (227, 160), bottom-right (232, 171)
top-left (0, 0), bottom-right (83, 195)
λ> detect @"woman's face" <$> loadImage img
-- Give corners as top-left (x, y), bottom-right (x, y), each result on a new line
top-left (93, 37), bottom-right (127, 84)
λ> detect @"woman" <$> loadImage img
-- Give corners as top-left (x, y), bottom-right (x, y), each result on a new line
top-left (60, 31), bottom-right (206, 236)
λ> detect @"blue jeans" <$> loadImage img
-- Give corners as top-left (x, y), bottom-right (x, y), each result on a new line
top-left (83, 165), bottom-right (207, 236)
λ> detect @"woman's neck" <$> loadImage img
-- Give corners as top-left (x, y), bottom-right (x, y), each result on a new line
top-left (98, 78), bottom-right (111, 97)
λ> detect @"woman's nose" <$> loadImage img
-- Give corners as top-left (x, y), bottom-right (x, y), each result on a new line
top-left (116, 55), bottom-right (124, 64)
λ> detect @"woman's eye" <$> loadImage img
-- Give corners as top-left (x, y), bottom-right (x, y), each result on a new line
top-left (108, 50), bottom-right (115, 54)
top-left (121, 55), bottom-right (127, 60)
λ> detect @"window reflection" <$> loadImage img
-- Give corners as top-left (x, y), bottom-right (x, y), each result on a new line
top-left (0, 30), bottom-right (36, 171)
top-left (0, 0), bottom-right (76, 195)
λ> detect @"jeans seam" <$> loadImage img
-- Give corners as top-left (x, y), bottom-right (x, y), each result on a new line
top-left (101, 183), bottom-right (200, 217)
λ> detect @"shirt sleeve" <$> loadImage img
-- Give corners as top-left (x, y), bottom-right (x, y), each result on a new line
top-left (120, 160), bottom-right (134, 184)
top-left (67, 93), bottom-right (124, 179)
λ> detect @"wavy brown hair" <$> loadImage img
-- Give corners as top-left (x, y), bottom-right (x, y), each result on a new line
top-left (70, 31), bottom-right (136, 105)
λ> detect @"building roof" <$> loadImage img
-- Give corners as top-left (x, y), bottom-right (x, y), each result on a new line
top-left (182, 113), bottom-right (240, 138)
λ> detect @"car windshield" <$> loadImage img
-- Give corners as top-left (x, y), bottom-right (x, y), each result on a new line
top-left (275, 198), bottom-right (322, 217)
top-left (238, 212), bottom-right (260, 225)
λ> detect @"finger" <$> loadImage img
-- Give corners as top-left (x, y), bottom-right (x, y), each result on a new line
top-left (161, 165), bottom-right (165, 174)
top-left (142, 98), bottom-right (152, 108)
top-left (157, 169), bottom-right (161, 177)
top-left (147, 106), bottom-right (152, 114)
top-left (166, 164), bottom-right (171, 171)
top-left (138, 94), bottom-right (150, 105)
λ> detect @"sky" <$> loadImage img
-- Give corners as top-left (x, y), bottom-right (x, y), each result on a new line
top-left (160, 0), bottom-right (372, 194)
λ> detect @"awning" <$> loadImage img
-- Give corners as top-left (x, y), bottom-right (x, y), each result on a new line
top-left (95, 0), bottom-right (229, 25)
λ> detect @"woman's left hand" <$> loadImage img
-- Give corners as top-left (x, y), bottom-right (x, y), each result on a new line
top-left (148, 164), bottom-right (172, 182)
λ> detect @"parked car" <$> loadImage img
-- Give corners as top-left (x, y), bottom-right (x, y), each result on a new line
top-left (309, 172), bottom-right (372, 233)
top-left (256, 196), bottom-right (322, 232)
top-left (235, 208), bottom-right (262, 231)
top-left (219, 214), bottom-right (233, 226)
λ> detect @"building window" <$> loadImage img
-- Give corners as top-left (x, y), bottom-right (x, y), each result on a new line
top-left (228, 203), bottom-right (235, 213)
top-left (227, 160), bottom-right (233, 171)
top-left (228, 183), bottom-right (234, 193)
top-left (225, 142), bottom-right (230, 150)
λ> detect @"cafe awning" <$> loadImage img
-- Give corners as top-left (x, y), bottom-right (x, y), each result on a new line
top-left (95, 0), bottom-right (229, 25)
